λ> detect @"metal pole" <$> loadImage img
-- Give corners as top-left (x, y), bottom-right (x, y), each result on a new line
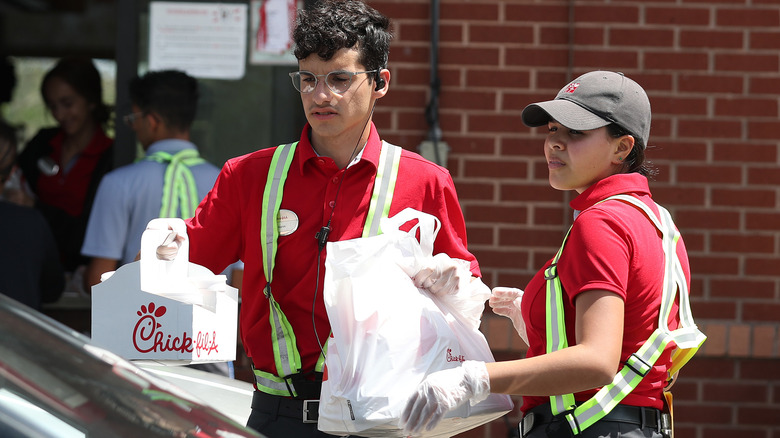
top-left (426, 0), bottom-right (442, 165)
top-left (113, 0), bottom-right (139, 168)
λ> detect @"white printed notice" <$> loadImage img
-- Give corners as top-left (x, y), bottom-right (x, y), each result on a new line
top-left (149, 2), bottom-right (248, 80)
top-left (249, 0), bottom-right (298, 65)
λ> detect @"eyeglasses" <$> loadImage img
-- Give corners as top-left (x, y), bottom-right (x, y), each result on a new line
top-left (289, 70), bottom-right (377, 95)
top-left (123, 112), bottom-right (144, 127)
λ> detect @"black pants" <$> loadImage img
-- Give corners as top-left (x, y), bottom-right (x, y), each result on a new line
top-left (246, 391), bottom-right (348, 438)
top-left (521, 403), bottom-right (665, 438)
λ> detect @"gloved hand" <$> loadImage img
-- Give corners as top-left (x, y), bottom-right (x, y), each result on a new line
top-left (401, 360), bottom-right (490, 435)
top-left (412, 253), bottom-right (470, 296)
top-left (489, 287), bottom-right (528, 345)
top-left (146, 218), bottom-right (187, 261)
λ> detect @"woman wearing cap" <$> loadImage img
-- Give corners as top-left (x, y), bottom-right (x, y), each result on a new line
top-left (401, 71), bottom-right (698, 438)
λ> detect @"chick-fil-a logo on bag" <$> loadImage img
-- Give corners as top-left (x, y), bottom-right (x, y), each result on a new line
top-left (132, 302), bottom-right (220, 358)
top-left (446, 348), bottom-right (465, 363)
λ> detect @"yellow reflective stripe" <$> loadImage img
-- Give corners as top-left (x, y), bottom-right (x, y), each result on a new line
top-left (268, 294), bottom-right (301, 377)
top-left (608, 195), bottom-right (706, 363)
top-left (546, 194), bottom-right (705, 433)
top-left (253, 369), bottom-right (298, 397)
top-left (161, 156), bottom-right (177, 216)
top-left (315, 341), bottom-right (328, 372)
top-left (568, 330), bottom-right (672, 432)
top-left (147, 150), bottom-right (206, 218)
top-left (181, 164), bottom-right (200, 218)
top-left (545, 262), bottom-right (567, 353)
top-left (362, 141), bottom-right (401, 237)
top-left (261, 143), bottom-right (297, 282)
top-left (259, 143), bottom-right (301, 388)
top-left (546, 228), bottom-right (576, 415)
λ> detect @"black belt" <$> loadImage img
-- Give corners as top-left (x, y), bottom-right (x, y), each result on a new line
top-left (520, 403), bottom-right (663, 437)
top-left (252, 390), bottom-right (320, 423)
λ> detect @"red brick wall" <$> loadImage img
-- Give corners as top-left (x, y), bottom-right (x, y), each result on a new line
top-left (371, 0), bottom-right (780, 436)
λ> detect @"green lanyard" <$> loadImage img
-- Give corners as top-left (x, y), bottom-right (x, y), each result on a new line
top-left (255, 141), bottom-right (401, 396)
top-left (145, 149), bottom-right (206, 218)
top-left (545, 194), bottom-right (706, 434)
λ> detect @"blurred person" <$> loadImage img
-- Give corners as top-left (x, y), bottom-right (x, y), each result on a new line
top-left (81, 70), bottom-right (220, 288)
top-left (146, 0), bottom-right (484, 435)
top-left (10, 57), bottom-right (114, 276)
top-left (1, 56), bottom-right (16, 108)
top-left (0, 55), bottom-right (24, 199)
top-left (0, 118), bottom-right (65, 310)
top-left (401, 71), bottom-right (704, 438)
top-left (81, 69), bottom-right (234, 378)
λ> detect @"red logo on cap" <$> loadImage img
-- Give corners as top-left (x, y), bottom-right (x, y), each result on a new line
top-left (563, 82), bottom-right (580, 93)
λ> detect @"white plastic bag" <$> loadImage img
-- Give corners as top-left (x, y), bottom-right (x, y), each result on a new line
top-left (318, 208), bottom-right (513, 437)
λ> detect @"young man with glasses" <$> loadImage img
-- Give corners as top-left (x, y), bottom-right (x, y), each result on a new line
top-left (83, 70), bottom-right (243, 378)
top-left (81, 70), bottom-right (224, 292)
top-left (149, 0), bottom-right (483, 435)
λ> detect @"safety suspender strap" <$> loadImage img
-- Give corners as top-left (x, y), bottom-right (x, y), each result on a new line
top-left (145, 149), bottom-right (206, 218)
top-left (545, 230), bottom-right (577, 415)
top-left (256, 142), bottom-right (301, 395)
top-left (363, 141), bottom-right (401, 237)
top-left (545, 194), bottom-right (706, 434)
top-left (261, 143), bottom-right (297, 283)
top-left (256, 141), bottom-right (402, 396)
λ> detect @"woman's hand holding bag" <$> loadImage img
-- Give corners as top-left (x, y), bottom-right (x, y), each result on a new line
top-left (489, 287), bottom-right (528, 345)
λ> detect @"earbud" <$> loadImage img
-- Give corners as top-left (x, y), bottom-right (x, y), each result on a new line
top-left (374, 72), bottom-right (385, 91)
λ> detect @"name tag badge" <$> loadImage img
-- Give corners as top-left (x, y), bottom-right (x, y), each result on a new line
top-left (278, 209), bottom-right (299, 236)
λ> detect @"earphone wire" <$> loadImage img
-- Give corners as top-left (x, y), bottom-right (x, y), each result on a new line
top-left (311, 100), bottom-right (377, 359)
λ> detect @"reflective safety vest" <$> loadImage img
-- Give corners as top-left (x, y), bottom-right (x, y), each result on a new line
top-left (144, 149), bottom-right (207, 218)
top-left (544, 194), bottom-right (706, 434)
top-left (255, 141), bottom-right (402, 396)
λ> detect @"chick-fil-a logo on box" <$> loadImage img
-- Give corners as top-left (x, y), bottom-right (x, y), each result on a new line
top-left (133, 302), bottom-right (220, 358)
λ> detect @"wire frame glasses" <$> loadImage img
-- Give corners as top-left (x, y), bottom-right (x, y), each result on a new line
top-left (123, 112), bottom-right (144, 127)
top-left (289, 70), bottom-right (377, 95)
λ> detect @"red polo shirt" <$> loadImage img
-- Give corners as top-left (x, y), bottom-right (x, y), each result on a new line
top-left (520, 173), bottom-right (688, 412)
top-left (186, 124), bottom-right (479, 382)
top-left (35, 128), bottom-right (113, 218)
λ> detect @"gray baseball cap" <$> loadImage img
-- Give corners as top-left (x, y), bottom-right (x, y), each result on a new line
top-left (521, 71), bottom-right (651, 147)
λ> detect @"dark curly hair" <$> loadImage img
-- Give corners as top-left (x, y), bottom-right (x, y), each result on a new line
top-left (41, 57), bottom-right (111, 125)
top-left (292, 0), bottom-right (393, 84)
top-left (128, 70), bottom-right (199, 132)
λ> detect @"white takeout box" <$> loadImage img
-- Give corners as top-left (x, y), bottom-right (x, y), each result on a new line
top-left (91, 219), bottom-right (238, 364)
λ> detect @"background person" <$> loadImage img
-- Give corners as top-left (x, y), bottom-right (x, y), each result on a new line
top-left (149, 0), bottom-right (483, 435)
top-left (401, 71), bottom-right (699, 438)
top-left (81, 69), bottom-right (222, 288)
top-left (9, 57), bottom-right (113, 276)
top-left (81, 70), bottom-right (235, 378)
top-left (1, 56), bottom-right (16, 112)
top-left (0, 119), bottom-right (65, 310)
top-left (0, 55), bottom-right (24, 200)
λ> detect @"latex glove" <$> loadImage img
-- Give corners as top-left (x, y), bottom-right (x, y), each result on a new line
top-left (401, 360), bottom-right (490, 435)
top-left (489, 287), bottom-right (528, 345)
top-left (412, 253), bottom-right (470, 296)
top-left (146, 218), bottom-right (187, 261)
